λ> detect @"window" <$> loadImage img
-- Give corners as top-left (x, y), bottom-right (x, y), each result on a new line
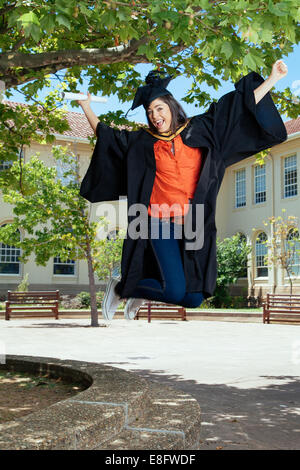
top-left (235, 169), bottom-right (246, 208)
top-left (254, 164), bottom-right (266, 204)
top-left (0, 226), bottom-right (21, 275)
top-left (255, 232), bottom-right (268, 278)
top-left (0, 149), bottom-right (24, 171)
top-left (0, 160), bottom-right (14, 171)
top-left (286, 228), bottom-right (300, 276)
top-left (56, 158), bottom-right (77, 185)
top-left (284, 155), bottom-right (297, 198)
top-left (53, 256), bottom-right (75, 275)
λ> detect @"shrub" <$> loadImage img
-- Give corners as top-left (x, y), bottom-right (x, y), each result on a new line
top-left (15, 273), bottom-right (29, 292)
top-left (76, 291), bottom-right (92, 308)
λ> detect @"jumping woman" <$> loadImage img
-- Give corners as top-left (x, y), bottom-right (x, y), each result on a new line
top-left (78, 60), bottom-right (288, 321)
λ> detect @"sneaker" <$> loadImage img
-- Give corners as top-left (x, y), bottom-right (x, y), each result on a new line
top-left (102, 278), bottom-right (122, 321)
top-left (124, 298), bottom-right (146, 320)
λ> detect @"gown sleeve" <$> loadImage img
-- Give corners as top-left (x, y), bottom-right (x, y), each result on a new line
top-left (79, 121), bottom-right (130, 202)
top-left (206, 71), bottom-right (288, 167)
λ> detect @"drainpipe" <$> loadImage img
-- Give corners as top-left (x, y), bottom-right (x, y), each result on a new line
top-left (267, 151), bottom-right (277, 294)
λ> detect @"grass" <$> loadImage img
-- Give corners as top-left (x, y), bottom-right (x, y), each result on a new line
top-left (0, 302), bottom-right (262, 312)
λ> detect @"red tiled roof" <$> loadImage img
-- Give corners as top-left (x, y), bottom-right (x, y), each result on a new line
top-left (284, 116), bottom-right (300, 135)
top-left (3, 100), bottom-right (300, 139)
top-left (3, 100), bottom-right (94, 139)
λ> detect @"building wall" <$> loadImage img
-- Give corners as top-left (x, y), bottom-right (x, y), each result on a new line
top-left (216, 134), bottom-right (300, 299)
top-left (0, 137), bottom-right (128, 297)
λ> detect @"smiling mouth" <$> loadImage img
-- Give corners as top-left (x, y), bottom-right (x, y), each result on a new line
top-left (155, 120), bottom-right (164, 128)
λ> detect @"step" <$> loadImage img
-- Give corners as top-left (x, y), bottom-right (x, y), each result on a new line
top-left (97, 381), bottom-right (201, 450)
top-left (0, 356), bottom-right (201, 450)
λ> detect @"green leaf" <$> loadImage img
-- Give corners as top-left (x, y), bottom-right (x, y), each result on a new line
top-left (243, 51), bottom-right (265, 70)
top-left (285, 26), bottom-right (296, 43)
top-left (151, 5), bottom-right (162, 14)
top-left (268, 0), bottom-right (289, 16)
top-left (221, 42), bottom-right (233, 59)
top-left (116, 7), bottom-right (131, 22)
top-left (137, 44), bottom-right (148, 56)
top-left (29, 24), bottom-right (42, 42)
top-left (40, 15), bottom-right (56, 33)
top-left (18, 12), bottom-right (40, 27)
top-left (243, 52), bottom-right (258, 70)
top-left (127, 26), bottom-right (139, 39)
top-left (56, 14), bottom-right (71, 30)
top-left (80, 4), bottom-right (93, 17)
top-left (101, 10), bottom-right (117, 28)
top-left (261, 26), bottom-right (273, 44)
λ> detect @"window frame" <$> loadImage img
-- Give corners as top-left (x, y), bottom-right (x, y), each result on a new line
top-left (283, 154), bottom-right (298, 199)
top-left (235, 168), bottom-right (246, 209)
top-left (0, 225), bottom-right (22, 276)
top-left (253, 163), bottom-right (266, 205)
top-left (255, 231), bottom-right (268, 279)
top-left (53, 255), bottom-right (76, 276)
top-left (285, 228), bottom-right (300, 278)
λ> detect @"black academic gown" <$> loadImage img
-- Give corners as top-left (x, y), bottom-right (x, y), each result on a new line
top-left (80, 71), bottom-right (287, 301)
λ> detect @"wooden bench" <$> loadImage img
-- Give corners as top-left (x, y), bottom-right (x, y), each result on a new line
top-left (263, 293), bottom-right (300, 324)
top-left (135, 301), bottom-right (187, 323)
top-left (5, 290), bottom-right (60, 320)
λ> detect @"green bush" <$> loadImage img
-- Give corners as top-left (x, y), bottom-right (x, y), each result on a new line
top-left (230, 296), bottom-right (247, 309)
top-left (77, 291), bottom-right (91, 308)
top-left (202, 293), bottom-right (247, 309)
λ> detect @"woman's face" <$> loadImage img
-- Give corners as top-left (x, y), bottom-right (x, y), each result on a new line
top-left (147, 98), bottom-right (172, 133)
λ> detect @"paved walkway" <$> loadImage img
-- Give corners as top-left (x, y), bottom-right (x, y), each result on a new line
top-left (1, 318), bottom-right (300, 450)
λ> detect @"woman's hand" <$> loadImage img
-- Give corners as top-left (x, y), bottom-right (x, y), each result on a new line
top-left (76, 91), bottom-right (99, 135)
top-left (270, 59), bottom-right (288, 82)
top-left (76, 91), bottom-right (92, 110)
top-left (254, 59), bottom-right (288, 104)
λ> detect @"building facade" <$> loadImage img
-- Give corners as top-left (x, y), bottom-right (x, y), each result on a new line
top-left (216, 117), bottom-right (300, 299)
top-left (1, 101), bottom-right (299, 299)
top-left (0, 102), bottom-right (126, 296)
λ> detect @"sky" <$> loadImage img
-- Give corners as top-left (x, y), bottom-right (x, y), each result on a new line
top-left (7, 43), bottom-right (300, 125)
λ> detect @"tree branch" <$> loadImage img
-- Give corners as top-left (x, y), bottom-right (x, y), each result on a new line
top-left (0, 2), bottom-right (16, 15)
top-left (0, 37), bottom-right (188, 88)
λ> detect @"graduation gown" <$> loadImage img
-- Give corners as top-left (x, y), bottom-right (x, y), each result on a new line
top-left (80, 71), bottom-right (287, 300)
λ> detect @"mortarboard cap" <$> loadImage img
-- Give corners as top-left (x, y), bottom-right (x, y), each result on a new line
top-left (131, 70), bottom-right (173, 111)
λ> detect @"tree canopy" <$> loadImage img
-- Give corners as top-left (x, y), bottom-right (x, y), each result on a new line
top-left (1, 0), bottom-right (300, 117)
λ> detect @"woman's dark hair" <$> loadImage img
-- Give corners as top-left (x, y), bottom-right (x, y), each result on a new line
top-left (146, 94), bottom-right (188, 134)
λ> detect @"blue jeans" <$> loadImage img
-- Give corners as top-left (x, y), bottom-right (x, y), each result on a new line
top-left (129, 218), bottom-right (204, 308)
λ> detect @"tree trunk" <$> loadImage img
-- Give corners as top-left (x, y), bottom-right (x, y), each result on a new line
top-left (86, 241), bottom-right (99, 327)
top-left (286, 270), bottom-right (293, 295)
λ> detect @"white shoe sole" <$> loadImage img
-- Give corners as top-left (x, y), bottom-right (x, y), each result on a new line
top-left (102, 278), bottom-right (120, 321)
top-left (124, 298), bottom-right (145, 320)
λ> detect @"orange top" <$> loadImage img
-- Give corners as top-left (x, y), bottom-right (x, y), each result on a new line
top-left (148, 134), bottom-right (202, 223)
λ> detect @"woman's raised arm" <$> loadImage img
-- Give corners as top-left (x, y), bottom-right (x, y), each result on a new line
top-left (254, 59), bottom-right (288, 104)
top-left (77, 92), bottom-right (100, 135)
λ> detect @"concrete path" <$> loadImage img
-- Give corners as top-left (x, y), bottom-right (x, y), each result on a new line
top-left (1, 318), bottom-right (300, 450)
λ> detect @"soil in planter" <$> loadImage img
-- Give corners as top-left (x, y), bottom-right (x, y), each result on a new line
top-left (0, 370), bottom-right (87, 424)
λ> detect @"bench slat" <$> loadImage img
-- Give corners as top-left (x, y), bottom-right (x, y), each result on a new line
top-left (135, 302), bottom-right (186, 322)
top-left (5, 290), bottom-right (60, 320)
top-left (263, 294), bottom-right (300, 324)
